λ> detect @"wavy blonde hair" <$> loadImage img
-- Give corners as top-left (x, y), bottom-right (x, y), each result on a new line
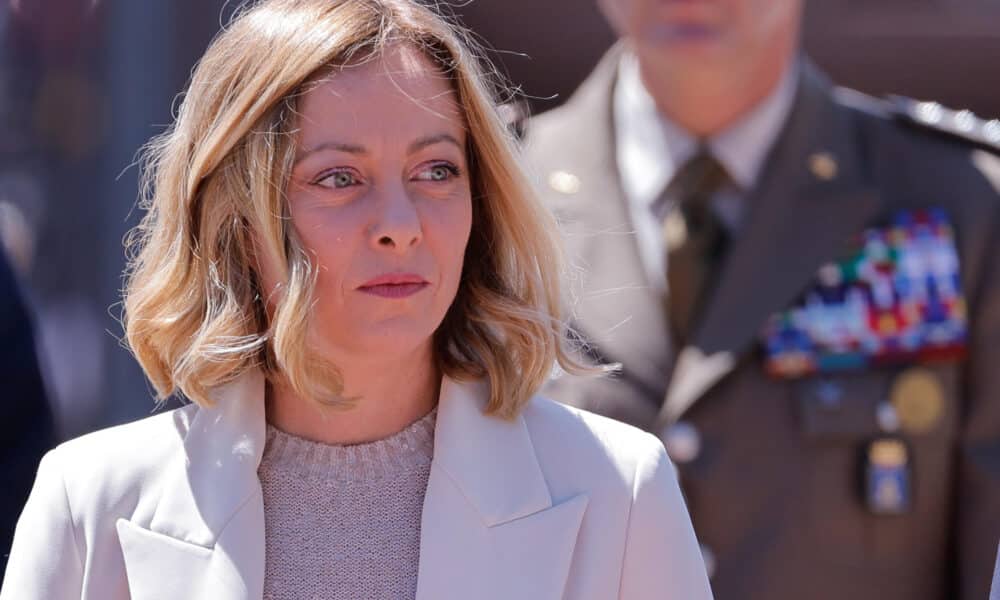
top-left (124, 0), bottom-right (587, 418)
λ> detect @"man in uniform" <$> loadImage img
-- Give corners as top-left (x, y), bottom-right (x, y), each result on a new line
top-left (523, 1), bottom-right (1000, 598)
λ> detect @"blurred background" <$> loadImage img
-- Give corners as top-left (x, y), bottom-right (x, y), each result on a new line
top-left (2, 0), bottom-right (999, 439)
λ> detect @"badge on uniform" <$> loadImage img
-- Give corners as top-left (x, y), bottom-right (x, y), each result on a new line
top-left (760, 208), bottom-right (967, 378)
top-left (863, 437), bottom-right (912, 515)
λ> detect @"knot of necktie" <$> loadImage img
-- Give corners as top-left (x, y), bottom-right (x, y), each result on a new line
top-left (653, 150), bottom-right (733, 344)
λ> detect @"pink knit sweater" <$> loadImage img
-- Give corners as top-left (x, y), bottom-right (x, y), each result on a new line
top-left (257, 410), bottom-right (436, 600)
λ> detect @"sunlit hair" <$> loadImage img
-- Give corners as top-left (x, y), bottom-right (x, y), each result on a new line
top-left (124, 0), bottom-right (590, 418)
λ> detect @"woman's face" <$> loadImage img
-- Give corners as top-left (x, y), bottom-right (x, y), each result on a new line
top-left (264, 43), bottom-right (473, 365)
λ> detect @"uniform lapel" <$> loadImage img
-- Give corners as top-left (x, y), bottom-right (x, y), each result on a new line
top-left (117, 371), bottom-right (267, 600)
top-left (536, 47), bottom-right (673, 396)
top-left (661, 63), bottom-right (884, 424)
top-left (416, 378), bottom-right (588, 600)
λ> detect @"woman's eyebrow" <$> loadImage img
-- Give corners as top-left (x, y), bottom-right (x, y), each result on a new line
top-left (294, 133), bottom-right (462, 166)
top-left (407, 133), bottom-right (462, 154)
top-left (294, 141), bottom-right (366, 165)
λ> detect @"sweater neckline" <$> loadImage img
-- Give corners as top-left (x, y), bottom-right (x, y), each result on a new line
top-left (259, 408), bottom-right (436, 482)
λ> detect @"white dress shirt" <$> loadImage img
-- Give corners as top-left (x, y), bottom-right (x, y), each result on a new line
top-left (613, 53), bottom-right (799, 293)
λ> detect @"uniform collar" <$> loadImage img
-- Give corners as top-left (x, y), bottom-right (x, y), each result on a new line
top-left (613, 52), bottom-right (800, 198)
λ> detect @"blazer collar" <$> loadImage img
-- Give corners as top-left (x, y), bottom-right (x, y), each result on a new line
top-left (120, 370), bottom-right (269, 600)
top-left (417, 378), bottom-right (588, 599)
top-left (119, 371), bottom-right (586, 600)
top-left (430, 377), bottom-right (553, 524)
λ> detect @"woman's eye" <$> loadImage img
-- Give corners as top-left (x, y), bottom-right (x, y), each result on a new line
top-left (415, 163), bottom-right (460, 182)
top-left (315, 169), bottom-right (360, 189)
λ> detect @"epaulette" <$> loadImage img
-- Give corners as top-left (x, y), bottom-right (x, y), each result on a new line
top-left (889, 95), bottom-right (1000, 154)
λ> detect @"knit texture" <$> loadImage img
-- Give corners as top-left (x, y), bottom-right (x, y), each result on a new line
top-left (258, 409), bottom-right (437, 600)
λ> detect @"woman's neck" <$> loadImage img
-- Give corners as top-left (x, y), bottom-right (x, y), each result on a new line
top-left (265, 344), bottom-right (440, 446)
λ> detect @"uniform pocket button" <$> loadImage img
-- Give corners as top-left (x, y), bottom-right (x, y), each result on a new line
top-left (662, 421), bottom-right (702, 464)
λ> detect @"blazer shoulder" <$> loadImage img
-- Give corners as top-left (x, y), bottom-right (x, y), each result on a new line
top-left (57, 403), bottom-right (196, 464)
top-left (48, 404), bottom-right (198, 507)
top-left (521, 395), bottom-right (666, 492)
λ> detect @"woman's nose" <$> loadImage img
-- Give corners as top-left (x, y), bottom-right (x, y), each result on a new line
top-left (369, 185), bottom-right (422, 252)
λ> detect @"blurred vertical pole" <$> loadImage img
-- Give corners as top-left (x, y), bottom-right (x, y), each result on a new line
top-left (98, 0), bottom-right (177, 425)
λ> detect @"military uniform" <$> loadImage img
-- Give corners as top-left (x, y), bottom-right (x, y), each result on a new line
top-left (524, 49), bottom-right (1000, 600)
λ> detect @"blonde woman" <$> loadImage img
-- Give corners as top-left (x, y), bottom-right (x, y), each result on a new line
top-left (0, 1), bottom-right (712, 598)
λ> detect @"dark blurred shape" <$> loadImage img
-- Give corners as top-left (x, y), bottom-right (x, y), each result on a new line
top-left (0, 245), bottom-right (55, 577)
top-left (9, 0), bottom-right (100, 57)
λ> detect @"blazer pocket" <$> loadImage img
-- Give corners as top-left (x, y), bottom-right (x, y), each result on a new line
top-left (116, 519), bottom-right (232, 600)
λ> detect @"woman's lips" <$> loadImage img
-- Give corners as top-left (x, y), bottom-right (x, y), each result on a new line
top-left (358, 282), bottom-right (429, 298)
top-left (357, 273), bottom-right (429, 299)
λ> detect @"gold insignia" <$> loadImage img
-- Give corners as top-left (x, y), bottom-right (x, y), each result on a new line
top-left (662, 211), bottom-right (688, 251)
top-left (808, 152), bottom-right (838, 181)
top-left (547, 170), bottom-right (581, 195)
top-left (890, 368), bottom-right (945, 434)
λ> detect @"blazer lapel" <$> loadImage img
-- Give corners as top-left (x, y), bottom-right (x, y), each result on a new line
top-left (416, 378), bottom-right (588, 600)
top-left (661, 63), bottom-right (884, 425)
top-left (117, 371), bottom-right (268, 600)
top-left (542, 46), bottom-right (674, 396)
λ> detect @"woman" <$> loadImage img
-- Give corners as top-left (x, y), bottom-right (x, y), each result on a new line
top-left (0, 1), bottom-right (712, 598)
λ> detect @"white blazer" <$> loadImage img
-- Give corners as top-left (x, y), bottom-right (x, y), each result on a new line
top-left (1, 371), bottom-right (712, 600)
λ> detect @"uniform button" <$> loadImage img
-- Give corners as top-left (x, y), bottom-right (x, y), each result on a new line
top-left (815, 379), bottom-right (844, 410)
top-left (954, 109), bottom-right (977, 132)
top-left (662, 421), bottom-right (701, 464)
top-left (700, 544), bottom-right (717, 579)
top-left (876, 402), bottom-right (901, 433)
top-left (984, 120), bottom-right (1000, 142)
top-left (916, 101), bottom-right (944, 125)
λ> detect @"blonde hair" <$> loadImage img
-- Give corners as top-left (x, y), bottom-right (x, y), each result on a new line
top-left (124, 0), bottom-right (587, 418)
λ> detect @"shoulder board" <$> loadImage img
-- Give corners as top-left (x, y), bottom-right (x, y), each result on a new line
top-left (889, 95), bottom-right (1000, 154)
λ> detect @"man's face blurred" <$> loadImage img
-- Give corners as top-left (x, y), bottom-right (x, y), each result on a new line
top-left (600, 0), bottom-right (802, 71)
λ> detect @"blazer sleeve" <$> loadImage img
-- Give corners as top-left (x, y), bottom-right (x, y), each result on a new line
top-left (618, 436), bottom-right (714, 600)
top-left (0, 447), bottom-right (84, 599)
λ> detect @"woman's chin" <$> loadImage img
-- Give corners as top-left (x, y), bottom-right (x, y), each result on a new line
top-left (322, 321), bottom-right (440, 361)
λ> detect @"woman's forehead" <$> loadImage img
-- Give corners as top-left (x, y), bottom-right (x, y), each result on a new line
top-left (299, 43), bottom-right (465, 137)
top-left (301, 44), bottom-right (462, 119)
